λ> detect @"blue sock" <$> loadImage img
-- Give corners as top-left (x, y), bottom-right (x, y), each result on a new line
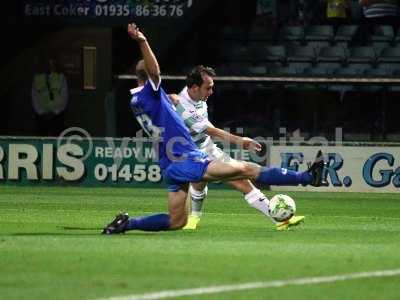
top-left (256, 167), bottom-right (312, 186)
top-left (126, 214), bottom-right (170, 231)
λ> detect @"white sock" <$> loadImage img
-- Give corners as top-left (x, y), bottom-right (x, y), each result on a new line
top-left (244, 188), bottom-right (276, 224)
top-left (189, 186), bottom-right (208, 217)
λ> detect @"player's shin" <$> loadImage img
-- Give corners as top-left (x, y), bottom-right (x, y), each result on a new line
top-left (256, 167), bottom-right (312, 186)
top-left (244, 188), bottom-right (277, 224)
top-left (126, 214), bottom-right (170, 231)
top-left (189, 185), bottom-right (208, 217)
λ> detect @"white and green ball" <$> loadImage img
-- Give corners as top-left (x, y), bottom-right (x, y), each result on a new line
top-left (269, 194), bottom-right (296, 222)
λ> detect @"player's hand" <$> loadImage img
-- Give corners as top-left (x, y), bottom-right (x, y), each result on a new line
top-left (127, 23), bottom-right (147, 42)
top-left (241, 137), bottom-right (262, 152)
top-left (168, 94), bottom-right (180, 105)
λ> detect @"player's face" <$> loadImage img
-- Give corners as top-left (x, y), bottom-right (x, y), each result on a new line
top-left (198, 74), bottom-right (214, 101)
top-left (135, 60), bottom-right (147, 85)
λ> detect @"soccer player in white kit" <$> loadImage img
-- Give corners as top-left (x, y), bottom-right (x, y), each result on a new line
top-left (169, 65), bottom-right (305, 231)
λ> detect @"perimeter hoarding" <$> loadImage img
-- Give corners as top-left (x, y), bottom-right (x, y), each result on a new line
top-left (270, 146), bottom-right (400, 193)
top-left (0, 135), bottom-right (259, 188)
top-left (0, 136), bottom-right (163, 187)
top-left (1, 136), bottom-right (399, 192)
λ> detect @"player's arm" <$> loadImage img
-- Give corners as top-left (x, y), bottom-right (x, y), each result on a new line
top-left (206, 125), bottom-right (262, 152)
top-left (127, 23), bottom-right (160, 87)
top-left (168, 94), bottom-right (180, 106)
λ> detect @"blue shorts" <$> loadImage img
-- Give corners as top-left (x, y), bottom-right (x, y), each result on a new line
top-left (163, 151), bottom-right (211, 192)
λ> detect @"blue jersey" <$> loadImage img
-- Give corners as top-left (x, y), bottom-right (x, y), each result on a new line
top-left (130, 79), bottom-right (199, 170)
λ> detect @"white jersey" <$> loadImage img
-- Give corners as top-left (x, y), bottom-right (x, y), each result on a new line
top-left (176, 87), bottom-right (231, 162)
top-left (176, 87), bottom-right (211, 149)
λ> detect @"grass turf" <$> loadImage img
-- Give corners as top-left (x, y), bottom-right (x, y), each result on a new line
top-left (0, 186), bottom-right (399, 300)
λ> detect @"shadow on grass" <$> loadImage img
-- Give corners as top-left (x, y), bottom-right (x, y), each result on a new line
top-left (60, 226), bottom-right (102, 230)
top-left (0, 226), bottom-right (101, 236)
top-left (2, 229), bottom-right (175, 237)
top-left (5, 232), bottom-right (101, 237)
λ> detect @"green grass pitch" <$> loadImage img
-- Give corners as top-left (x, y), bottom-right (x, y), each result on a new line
top-left (1, 186), bottom-right (400, 300)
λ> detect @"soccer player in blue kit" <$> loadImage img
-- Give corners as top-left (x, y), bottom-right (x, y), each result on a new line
top-left (102, 23), bottom-right (327, 234)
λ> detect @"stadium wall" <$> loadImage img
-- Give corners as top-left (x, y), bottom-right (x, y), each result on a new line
top-left (0, 137), bottom-right (398, 192)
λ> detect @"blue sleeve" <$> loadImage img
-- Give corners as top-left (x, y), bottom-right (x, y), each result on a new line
top-left (143, 80), bottom-right (161, 99)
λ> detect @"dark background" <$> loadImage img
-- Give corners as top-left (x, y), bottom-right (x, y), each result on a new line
top-left (1, 0), bottom-right (400, 142)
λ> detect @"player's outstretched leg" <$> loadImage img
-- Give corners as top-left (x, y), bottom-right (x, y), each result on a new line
top-left (228, 180), bottom-right (274, 221)
top-left (102, 212), bottom-right (170, 234)
top-left (276, 215), bottom-right (306, 231)
top-left (255, 150), bottom-right (327, 187)
top-left (102, 212), bottom-right (130, 234)
top-left (267, 151), bottom-right (327, 230)
top-left (241, 185), bottom-right (306, 231)
top-left (307, 150), bottom-right (328, 186)
top-left (203, 150), bottom-right (327, 187)
top-left (102, 188), bottom-right (189, 234)
top-left (230, 180), bottom-right (305, 231)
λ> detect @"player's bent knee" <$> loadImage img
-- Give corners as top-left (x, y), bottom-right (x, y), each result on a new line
top-left (169, 214), bottom-right (188, 230)
top-left (168, 206), bottom-right (188, 230)
top-left (242, 163), bottom-right (259, 177)
top-left (190, 185), bottom-right (208, 201)
top-left (234, 162), bottom-right (256, 177)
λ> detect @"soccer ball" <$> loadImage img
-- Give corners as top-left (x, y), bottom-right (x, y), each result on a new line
top-left (269, 194), bottom-right (296, 222)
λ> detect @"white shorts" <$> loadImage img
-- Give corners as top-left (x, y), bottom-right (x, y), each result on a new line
top-left (199, 140), bottom-right (233, 163)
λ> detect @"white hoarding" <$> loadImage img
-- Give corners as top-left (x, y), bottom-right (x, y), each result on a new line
top-left (269, 146), bottom-right (400, 193)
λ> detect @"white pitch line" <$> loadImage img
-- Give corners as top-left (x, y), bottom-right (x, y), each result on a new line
top-left (99, 268), bottom-right (400, 300)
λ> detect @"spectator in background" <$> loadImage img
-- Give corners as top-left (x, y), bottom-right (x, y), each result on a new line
top-left (254, 0), bottom-right (276, 26)
top-left (326, 0), bottom-right (352, 30)
top-left (256, 0), bottom-right (271, 16)
top-left (277, 0), bottom-right (303, 25)
top-left (32, 57), bottom-right (68, 136)
top-left (359, 0), bottom-right (399, 27)
top-left (356, 0), bottom-right (399, 44)
top-left (303, 0), bottom-right (326, 24)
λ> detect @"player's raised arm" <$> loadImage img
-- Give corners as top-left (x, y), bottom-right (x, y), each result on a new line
top-left (127, 23), bottom-right (161, 87)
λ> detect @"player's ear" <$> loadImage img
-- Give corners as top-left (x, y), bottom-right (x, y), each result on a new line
top-left (192, 84), bottom-right (200, 92)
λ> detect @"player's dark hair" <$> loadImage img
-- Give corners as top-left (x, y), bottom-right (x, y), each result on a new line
top-left (186, 65), bottom-right (216, 88)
